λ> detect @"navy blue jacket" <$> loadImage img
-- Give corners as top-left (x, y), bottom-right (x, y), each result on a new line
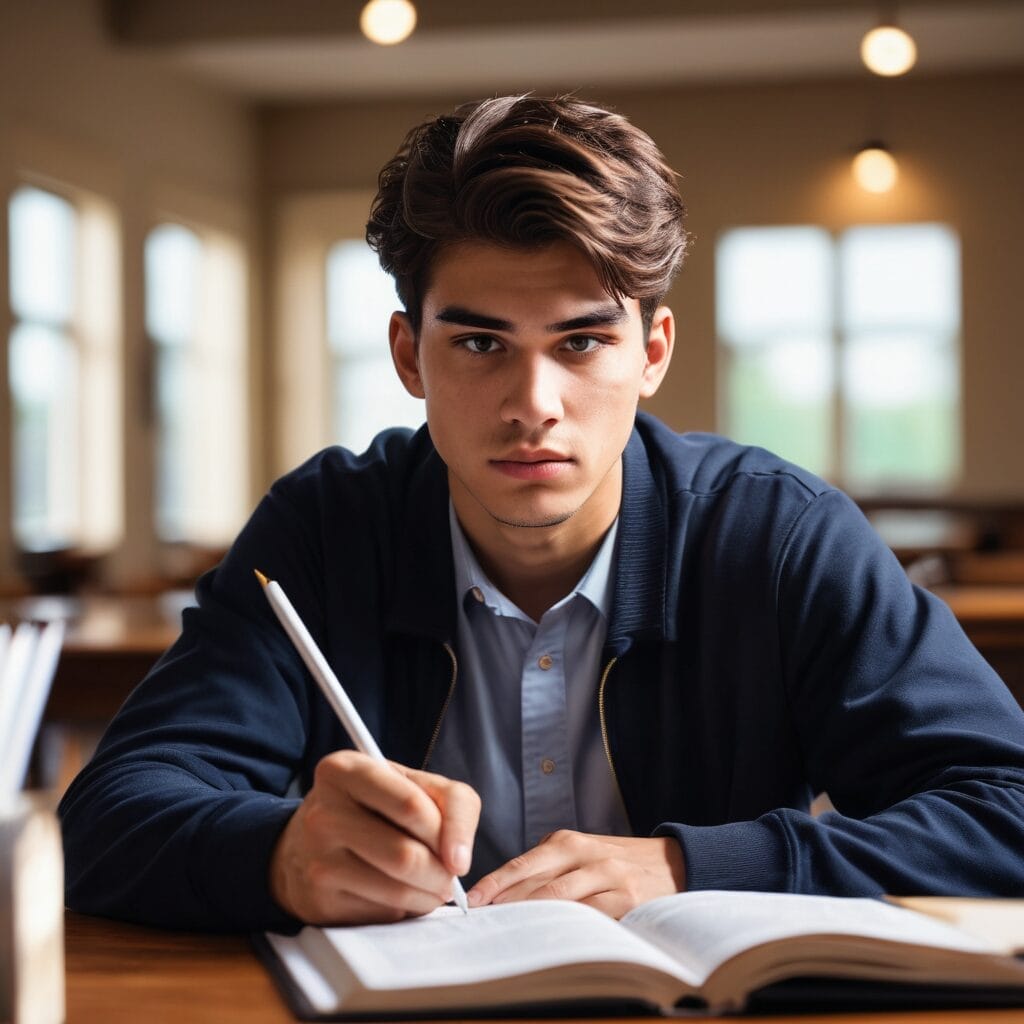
top-left (59, 414), bottom-right (1024, 931)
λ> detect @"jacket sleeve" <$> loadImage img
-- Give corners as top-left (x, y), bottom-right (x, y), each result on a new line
top-left (58, 477), bottom-right (333, 932)
top-left (663, 488), bottom-right (1024, 897)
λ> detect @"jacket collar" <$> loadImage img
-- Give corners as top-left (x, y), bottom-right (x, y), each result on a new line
top-left (385, 434), bottom-right (457, 640)
top-left (607, 422), bottom-right (668, 651)
top-left (385, 416), bottom-right (669, 647)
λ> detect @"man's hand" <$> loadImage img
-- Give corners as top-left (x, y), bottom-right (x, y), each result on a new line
top-left (270, 749), bottom-right (480, 925)
top-left (466, 831), bottom-right (686, 919)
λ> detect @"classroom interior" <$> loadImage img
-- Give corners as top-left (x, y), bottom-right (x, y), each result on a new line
top-left (2, 0), bottom-right (1024, 773)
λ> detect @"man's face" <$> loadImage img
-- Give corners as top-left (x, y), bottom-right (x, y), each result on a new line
top-left (390, 240), bottom-right (673, 543)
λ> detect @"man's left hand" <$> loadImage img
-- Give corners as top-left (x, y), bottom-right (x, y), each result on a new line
top-left (466, 831), bottom-right (686, 918)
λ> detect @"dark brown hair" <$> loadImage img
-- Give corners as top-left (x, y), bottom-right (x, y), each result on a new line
top-left (366, 94), bottom-right (689, 335)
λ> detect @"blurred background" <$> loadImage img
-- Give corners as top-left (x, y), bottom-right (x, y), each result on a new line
top-left (2, 1), bottom-right (1024, 773)
top-left (2, 0), bottom-right (1024, 586)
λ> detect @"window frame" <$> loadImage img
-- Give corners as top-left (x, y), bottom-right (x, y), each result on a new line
top-left (143, 214), bottom-right (251, 550)
top-left (715, 221), bottom-right (963, 496)
top-left (6, 178), bottom-right (124, 555)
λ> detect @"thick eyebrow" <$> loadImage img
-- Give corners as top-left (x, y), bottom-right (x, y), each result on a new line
top-left (433, 303), bottom-right (628, 334)
top-left (434, 306), bottom-right (514, 332)
top-left (546, 305), bottom-right (628, 333)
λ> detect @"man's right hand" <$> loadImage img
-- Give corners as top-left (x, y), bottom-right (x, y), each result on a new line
top-left (269, 749), bottom-right (481, 925)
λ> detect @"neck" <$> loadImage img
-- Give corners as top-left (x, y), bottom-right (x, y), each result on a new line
top-left (474, 530), bottom-right (606, 623)
top-left (452, 466), bottom-right (621, 622)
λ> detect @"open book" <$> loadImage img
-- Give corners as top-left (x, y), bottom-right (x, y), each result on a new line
top-left (260, 890), bottom-right (1024, 1018)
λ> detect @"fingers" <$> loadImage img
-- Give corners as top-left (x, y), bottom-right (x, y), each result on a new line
top-left (469, 829), bottom-right (583, 907)
top-left (466, 832), bottom-right (686, 919)
top-left (322, 754), bottom-right (443, 852)
top-left (300, 847), bottom-right (448, 925)
top-left (404, 765), bottom-right (481, 877)
top-left (330, 795), bottom-right (456, 898)
top-left (270, 749), bottom-right (481, 926)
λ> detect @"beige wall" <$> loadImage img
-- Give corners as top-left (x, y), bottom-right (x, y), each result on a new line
top-left (261, 70), bottom-right (1024, 499)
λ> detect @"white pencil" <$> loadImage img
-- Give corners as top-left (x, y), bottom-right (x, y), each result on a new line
top-left (255, 569), bottom-right (469, 914)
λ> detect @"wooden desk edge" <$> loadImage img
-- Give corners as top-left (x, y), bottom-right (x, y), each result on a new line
top-left (63, 911), bottom-right (1024, 1024)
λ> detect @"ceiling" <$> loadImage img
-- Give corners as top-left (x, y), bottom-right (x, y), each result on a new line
top-left (105, 0), bottom-right (1024, 100)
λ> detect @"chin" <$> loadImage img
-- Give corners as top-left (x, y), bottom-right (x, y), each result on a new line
top-left (488, 506), bottom-right (579, 530)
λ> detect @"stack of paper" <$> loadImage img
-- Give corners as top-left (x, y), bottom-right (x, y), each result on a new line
top-left (0, 621), bottom-right (64, 798)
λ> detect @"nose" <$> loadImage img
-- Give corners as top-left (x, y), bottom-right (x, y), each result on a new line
top-left (500, 353), bottom-right (564, 431)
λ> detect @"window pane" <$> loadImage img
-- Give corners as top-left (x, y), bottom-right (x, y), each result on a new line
top-left (9, 323), bottom-right (78, 549)
top-left (842, 331), bottom-right (959, 491)
top-left (332, 354), bottom-right (426, 456)
top-left (154, 345), bottom-right (189, 541)
top-left (146, 223), bottom-right (214, 542)
top-left (9, 187), bottom-right (76, 324)
top-left (723, 336), bottom-right (833, 476)
top-left (146, 224), bottom-right (202, 346)
top-left (840, 224), bottom-right (959, 332)
top-left (147, 225), bottom-right (248, 545)
top-left (325, 240), bottom-right (423, 451)
top-left (717, 227), bottom-right (833, 344)
top-left (326, 240), bottom-right (401, 355)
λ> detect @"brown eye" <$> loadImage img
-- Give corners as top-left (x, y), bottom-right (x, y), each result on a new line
top-left (565, 336), bottom-right (601, 353)
top-left (460, 336), bottom-right (499, 354)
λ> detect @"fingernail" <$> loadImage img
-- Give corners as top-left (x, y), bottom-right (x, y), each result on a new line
top-left (452, 843), bottom-right (471, 875)
top-left (467, 888), bottom-right (482, 907)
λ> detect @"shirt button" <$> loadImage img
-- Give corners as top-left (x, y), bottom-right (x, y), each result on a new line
top-left (470, 586), bottom-right (485, 603)
top-left (541, 758), bottom-right (556, 775)
top-left (537, 654), bottom-right (553, 670)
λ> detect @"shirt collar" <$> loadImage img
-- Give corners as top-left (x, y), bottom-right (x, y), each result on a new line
top-left (448, 501), bottom-right (619, 622)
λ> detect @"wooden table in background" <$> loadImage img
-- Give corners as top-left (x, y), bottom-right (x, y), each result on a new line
top-left (63, 911), bottom-right (1024, 1024)
top-left (933, 583), bottom-right (1024, 704)
top-left (5, 580), bottom-right (1024, 789)
top-left (0, 592), bottom-right (188, 723)
top-left (0, 592), bottom-right (188, 789)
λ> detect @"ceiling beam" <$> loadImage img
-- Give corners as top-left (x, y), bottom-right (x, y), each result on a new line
top-left (105, 0), bottom-right (898, 46)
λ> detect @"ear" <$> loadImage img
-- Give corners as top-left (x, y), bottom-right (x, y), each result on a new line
top-left (389, 311), bottom-right (425, 399)
top-left (639, 306), bottom-right (675, 399)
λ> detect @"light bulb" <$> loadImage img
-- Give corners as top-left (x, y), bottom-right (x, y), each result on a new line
top-left (860, 25), bottom-right (917, 76)
top-left (360, 0), bottom-right (417, 46)
top-left (852, 145), bottom-right (899, 194)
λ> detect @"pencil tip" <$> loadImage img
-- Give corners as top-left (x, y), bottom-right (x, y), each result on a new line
top-left (254, 569), bottom-right (269, 586)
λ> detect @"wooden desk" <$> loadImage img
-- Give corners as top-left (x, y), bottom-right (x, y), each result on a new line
top-left (63, 911), bottom-right (1024, 1024)
top-left (65, 912), bottom-right (289, 1023)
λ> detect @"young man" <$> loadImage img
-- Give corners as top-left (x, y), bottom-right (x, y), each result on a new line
top-left (61, 95), bottom-right (1024, 932)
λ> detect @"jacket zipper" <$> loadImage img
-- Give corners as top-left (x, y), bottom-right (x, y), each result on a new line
top-left (421, 641), bottom-right (458, 770)
top-left (597, 655), bottom-right (625, 804)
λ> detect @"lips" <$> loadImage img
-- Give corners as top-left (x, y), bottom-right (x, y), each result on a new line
top-left (497, 449), bottom-right (570, 464)
top-left (490, 451), bottom-right (573, 480)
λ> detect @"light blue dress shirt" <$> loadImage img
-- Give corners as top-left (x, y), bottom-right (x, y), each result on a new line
top-left (429, 503), bottom-right (632, 886)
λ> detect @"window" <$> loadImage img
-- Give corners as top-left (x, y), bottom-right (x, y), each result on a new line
top-left (145, 222), bottom-right (248, 545)
top-left (716, 224), bottom-right (960, 492)
top-left (325, 240), bottom-right (424, 454)
top-left (7, 185), bottom-right (122, 552)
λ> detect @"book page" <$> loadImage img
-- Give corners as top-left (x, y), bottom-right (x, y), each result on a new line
top-left (621, 890), bottom-right (1003, 984)
top-left (318, 900), bottom-right (695, 992)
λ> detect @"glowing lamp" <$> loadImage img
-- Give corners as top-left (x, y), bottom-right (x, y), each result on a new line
top-left (852, 143), bottom-right (899, 194)
top-left (360, 0), bottom-right (417, 46)
top-left (860, 24), bottom-right (917, 76)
